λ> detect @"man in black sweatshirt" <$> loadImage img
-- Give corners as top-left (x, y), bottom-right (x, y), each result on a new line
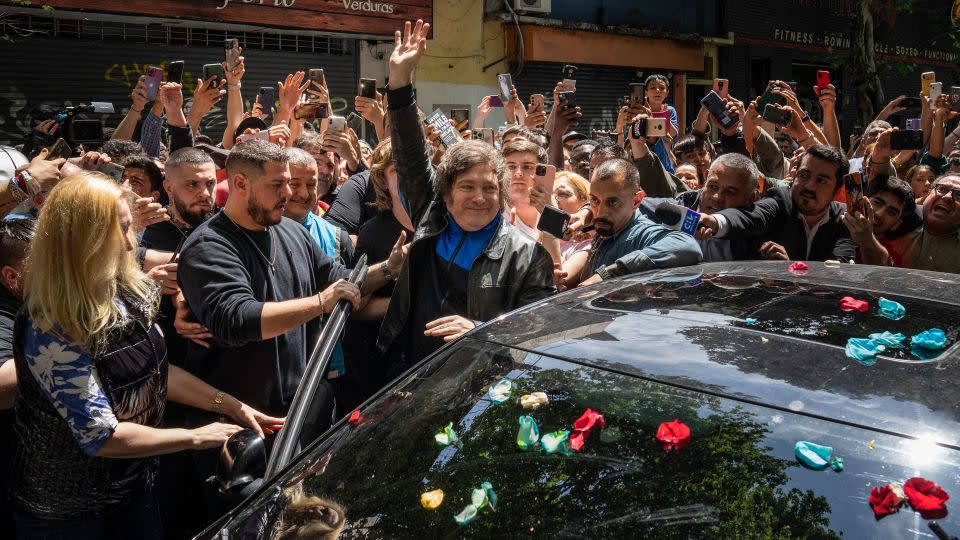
top-left (177, 139), bottom-right (404, 422)
top-left (176, 139), bottom-right (405, 516)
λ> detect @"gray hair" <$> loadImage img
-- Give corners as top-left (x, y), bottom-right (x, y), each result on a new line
top-left (709, 152), bottom-right (760, 191)
top-left (285, 147), bottom-right (317, 168)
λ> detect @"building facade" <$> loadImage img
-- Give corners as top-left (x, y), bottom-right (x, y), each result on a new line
top-left (0, 0), bottom-right (433, 145)
top-left (720, 0), bottom-right (959, 137)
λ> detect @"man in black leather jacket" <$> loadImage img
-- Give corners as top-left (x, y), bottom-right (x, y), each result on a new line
top-left (376, 20), bottom-right (555, 369)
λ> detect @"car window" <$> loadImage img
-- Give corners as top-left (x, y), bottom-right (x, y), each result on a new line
top-left (215, 338), bottom-right (960, 539)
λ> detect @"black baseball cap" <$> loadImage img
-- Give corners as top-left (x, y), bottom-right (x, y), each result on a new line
top-left (234, 116), bottom-right (268, 141)
top-left (562, 131), bottom-right (588, 144)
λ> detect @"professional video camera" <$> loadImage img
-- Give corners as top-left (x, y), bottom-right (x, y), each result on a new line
top-left (32, 102), bottom-right (116, 149)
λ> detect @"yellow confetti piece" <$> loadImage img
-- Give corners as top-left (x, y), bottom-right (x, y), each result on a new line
top-left (421, 489), bottom-right (444, 510)
top-left (869, 440), bottom-right (876, 450)
top-left (520, 392), bottom-right (549, 409)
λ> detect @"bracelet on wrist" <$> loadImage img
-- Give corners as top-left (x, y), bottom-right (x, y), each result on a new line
top-left (211, 390), bottom-right (226, 412)
top-left (381, 263), bottom-right (397, 282)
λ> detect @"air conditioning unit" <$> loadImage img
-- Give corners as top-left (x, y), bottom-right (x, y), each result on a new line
top-left (512, 0), bottom-right (551, 15)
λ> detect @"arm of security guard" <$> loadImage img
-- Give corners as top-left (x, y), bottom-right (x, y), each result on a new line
top-left (594, 221), bottom-right (703, 280)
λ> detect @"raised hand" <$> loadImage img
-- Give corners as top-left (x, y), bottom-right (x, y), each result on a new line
top-left (224, 51), bottom-right (245, 86)
top-left (388, 19), bottom-right (431, 89)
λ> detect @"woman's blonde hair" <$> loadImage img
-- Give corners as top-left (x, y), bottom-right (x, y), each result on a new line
top-left (555, 170), bottom-right (590, 203)
top-left (26, 173), bottom-right (156, 354)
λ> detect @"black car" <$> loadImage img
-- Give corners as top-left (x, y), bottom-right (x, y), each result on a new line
top-left (201, 261), bottom-right (960, 539)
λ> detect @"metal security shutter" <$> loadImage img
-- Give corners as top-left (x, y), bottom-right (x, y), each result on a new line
top-left (511, 62), bottom-right (655, 136)
top-left (0, 36), bottom-right (358, 145)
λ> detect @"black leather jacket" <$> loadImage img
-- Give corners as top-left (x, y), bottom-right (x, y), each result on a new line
top-left (11, 298), bottom-right (168, 519)
top-left (376, 87), bottom-right (556, 354)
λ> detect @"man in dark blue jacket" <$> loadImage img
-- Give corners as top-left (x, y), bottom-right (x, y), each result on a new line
top-left (697, 144), bottom-right (855, 262)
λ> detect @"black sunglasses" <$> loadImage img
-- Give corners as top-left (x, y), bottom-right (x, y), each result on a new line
top-left (933, 184), bottom-right (960, 200)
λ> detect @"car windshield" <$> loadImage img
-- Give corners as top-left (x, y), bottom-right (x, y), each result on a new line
top-left (216, 338), bottom-right (960, 539)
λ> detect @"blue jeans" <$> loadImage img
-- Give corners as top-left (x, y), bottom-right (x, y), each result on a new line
top-left (15, 491), bottom-right (162, 540)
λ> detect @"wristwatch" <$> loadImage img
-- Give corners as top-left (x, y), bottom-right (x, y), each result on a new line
top-left (800, 113), bottom-right (811, 123)
top-left (595, 266), bottom-right (613, 281)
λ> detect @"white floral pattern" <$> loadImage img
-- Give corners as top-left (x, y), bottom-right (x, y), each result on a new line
top-left (24, 324), bottom-right (118, 456)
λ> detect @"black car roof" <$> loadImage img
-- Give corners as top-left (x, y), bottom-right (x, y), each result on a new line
top-left (473, 261), bottom-right (960, 448)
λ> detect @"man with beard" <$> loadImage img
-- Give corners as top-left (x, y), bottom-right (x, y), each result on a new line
top-left (139, 147), bottom-right (218, 539)
top-left (176, 139), bottom-right (405, 516)
top-left (696, 144), bottom-right (855, 262)
top-left (576, 159), bottom-right (702, 286)
top-left (142, 147), bottom-right (216, 252)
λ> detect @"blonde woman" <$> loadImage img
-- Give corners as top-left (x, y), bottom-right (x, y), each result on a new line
top-left (547, 171), bottom-right (593, 290)
top-left (10, 173), bottom-right (282, 539)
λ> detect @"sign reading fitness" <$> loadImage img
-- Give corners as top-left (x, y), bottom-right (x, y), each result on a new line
top-left (37, 0), bottom-right (432, 37)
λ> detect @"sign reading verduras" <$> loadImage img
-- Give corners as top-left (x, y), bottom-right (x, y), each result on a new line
top-left (36, 0), bottom-right (433, 38)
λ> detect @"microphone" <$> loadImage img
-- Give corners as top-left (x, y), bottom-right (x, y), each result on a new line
top-left (655, 202), bottom-right (702, 235)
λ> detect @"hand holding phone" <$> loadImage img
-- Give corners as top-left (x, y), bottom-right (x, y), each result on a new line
top-left (533, 164), bottom-right (556, 195)
top-left (761, 104), bottom-right (792, 127)
top-left (225, 39), bottom-right (240, 71)
top-left (537, 205), bottom-right (570, 239)
top-left (145, 67), bottom-right (163, 101)
top-left (889, 129), bottom-right (923, 150)
top-left (257, 87), bottom-right (276, 115)
top-left (309, 69), bottom-right (327, 88)
top-left (844, 171), bottom-right (864, 214)
top-left (497, 73), bottom-right (513, 102)
top-left (713, 79), bottom-right (729, 99)
top-left (203, 64), bottom-right (226, 88)
top-left (700, 91), bottom-right (739, 130)
top-left (167, 61), bottom-right (185, 85)
top-left (358, 78), bottom-right (376, 99)
top-left (815, 70), bottom-right (830, 96)
top-left (294, 102), bottom-right (329, 120)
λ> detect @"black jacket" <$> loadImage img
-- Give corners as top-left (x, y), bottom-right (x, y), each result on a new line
top-left (376, 85), bottom-right (556, 354)
top-left (717, 186), bottom-right (855, 262)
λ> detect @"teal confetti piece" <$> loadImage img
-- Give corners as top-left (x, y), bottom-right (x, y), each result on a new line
top-left (877, 297), bottom-right (905, 320)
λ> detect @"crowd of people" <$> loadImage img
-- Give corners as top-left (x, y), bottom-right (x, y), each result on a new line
top-left (0, 16), bottom-right (958, 540)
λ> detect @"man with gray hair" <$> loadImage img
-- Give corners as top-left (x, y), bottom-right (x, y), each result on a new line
top-left (284, 147), bottom-right (352, 266)
top-left (688, 153), bottom-right (761, 261)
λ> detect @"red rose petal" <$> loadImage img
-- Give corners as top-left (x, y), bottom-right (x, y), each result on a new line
top-left (347, 409), bottom-right (362, 426)
top-left (569, 409), bottom-right (605, 452)
top-left (656, 419), bottom-right (691, 452)
top-left (839, 296), bottom-right (869, 312)
top-left (788, 261), bottom-right (809, 275)
top-left (904, 477), bottom-right (949, 519)
top-left (868, 485), bottom-right (904, 519)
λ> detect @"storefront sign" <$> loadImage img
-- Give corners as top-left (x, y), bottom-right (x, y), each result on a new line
top-left (770, 27), bottom-right (959, 64)
top-left (35, 0), bottom-right (430, 38)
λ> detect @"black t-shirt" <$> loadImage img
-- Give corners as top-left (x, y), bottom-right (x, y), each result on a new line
top-left (140, 220), bottom-right (193, 368)
top-left (141, 220), bottom-right (189, 252)
top-left (324, 170), bottom-right (377, 236)
top-left (403, 246), bottom-right (469, 365)
top-left (355, 210), bottom-right (413, 297)
top-left (178, 212), bottom-right (350, 418)
top-left (0, 284), bottom-right (20, 527)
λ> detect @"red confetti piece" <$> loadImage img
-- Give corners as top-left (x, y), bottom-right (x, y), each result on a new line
top-left (656, 419), bottom-right (691, 452)
top-left (788, 261), bottom-right (809, 275)
top-left (839, 296), bottom-right (869, 312)
top-left (569, 409), bottom-right (605, 452)
top-left (347, 409), bottom-right (362, 426)
top-left (904, 477), bottom-right (950, 519)
top-left (868, 484), bottom-right (904, 519)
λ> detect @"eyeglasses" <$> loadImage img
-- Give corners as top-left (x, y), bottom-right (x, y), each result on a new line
top-left (933, 184), bottom-right (960, 200)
